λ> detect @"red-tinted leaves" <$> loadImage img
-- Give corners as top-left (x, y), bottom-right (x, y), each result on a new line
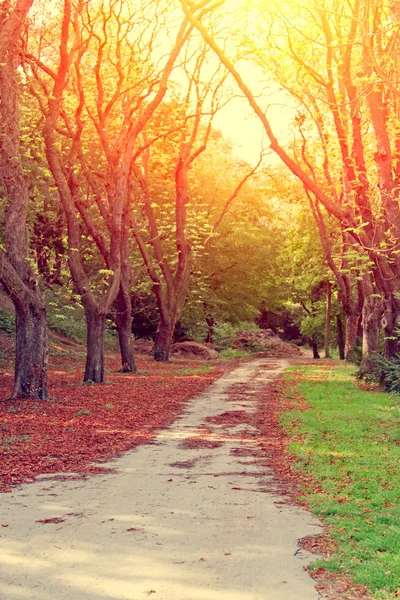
top-left (0, 354), bottom-right (230, 492)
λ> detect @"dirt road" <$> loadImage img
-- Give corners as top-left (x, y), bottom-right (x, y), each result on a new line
top-left (0, 359), bottom-right (322, 600)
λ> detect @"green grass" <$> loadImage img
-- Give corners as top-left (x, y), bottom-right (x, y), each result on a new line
top-left (282, 363), bottom-right (400, 598)
top-left (0, 312), bottom-right (15, 335)
top-left (218, 348), bottom-right (252, 359)
top-left (1, 434), bottom-right (31, 448)
top-left (173, 364), bottom-right (215, 375)
top-left (77, 409), bottom-right (91, 416)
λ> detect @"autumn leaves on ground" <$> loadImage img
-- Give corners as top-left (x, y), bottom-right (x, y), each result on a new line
top-left (0, 337), bottom-right (232, 492)
top-left (3, 336), bottom-right (400, 599)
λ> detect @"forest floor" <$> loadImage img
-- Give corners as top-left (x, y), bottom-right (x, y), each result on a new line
top-left (0, 356), bottom-right (324, 600)
top-left (0, 339), bottom-right (388, 599)
top-left (0, 332), bottom-right (236, 492)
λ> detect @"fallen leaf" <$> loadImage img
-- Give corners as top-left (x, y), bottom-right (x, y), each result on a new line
top-left (36, 517), bottom-right (65, 524)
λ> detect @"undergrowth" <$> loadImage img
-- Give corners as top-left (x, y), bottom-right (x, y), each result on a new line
top-left (361, 354), bottom-right (400, 395)
top-left (218, 348), bottom-right (252, 359)
top-left (283, 364), bottom-right (400, 599)
top-left (0, 288), bottom-right (116, 347)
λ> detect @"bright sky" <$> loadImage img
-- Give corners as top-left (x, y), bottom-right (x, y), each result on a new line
top-left (214, 93), bottom-right (296, 165)
top-left (213, 69), bottom-right (297, 166)
top-left (29, 0), bottom-right (297, 168)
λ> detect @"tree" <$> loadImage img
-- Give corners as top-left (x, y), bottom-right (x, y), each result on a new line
top-left (180, 161), bottom-right (283, 341)
top-left (0, 0), bottom-right (48, 399)
top-left (26, 0), bottom-right (197, 379)
top-left (181, 0), bottom-right (400, 369)
top-left (130, 43), bottom-right (262, 361)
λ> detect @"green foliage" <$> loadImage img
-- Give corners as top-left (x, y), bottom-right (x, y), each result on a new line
top-left (300, 311), bottom-right (325, 345)
top-left (283, 364), bottom-right (400, 598)
top-left (349, 345), bottom-right (363, 366)
top-left (179, 156), bottom-right (286, 331)
top-left (46, 288), bottom-right (87, 343)
top-left (363, 355), bottom-right (400, 394)
top-left (378, 356), bottom-right (400, 394)
top-left (105, 403), bottom-right (114, 410)
top-left (213, 322), bottom-right (238, 348)
top-left (213, 321), bottom-right (260, 350)
top-left (46, 287), bottom-right (115, 345)
top-left (77, 409), bottom-right (91, 416)
top-left (178, 317), bottom-right (208, 343)
top-left (0, 312), bottom-right (15, 335)
top-left (218, 348), bottom-right (252, 359)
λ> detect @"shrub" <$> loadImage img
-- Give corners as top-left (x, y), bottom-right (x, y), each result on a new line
top-left (213, 322), bottom-right (237, 349)
top-left (358, 353), bottom-right (400, 394)
top-left (374, 354), bottom-right (400, 394)
top-left (348, 344), bottom-right (362, 366)
top-left (47, 288), bottom-right (87, 342)
top-left (0, 312), bottom-right (15, 334)
top-left (214, 321), bottom-right (260, 350)
top-left (46, 287), bottom-right (116, 345)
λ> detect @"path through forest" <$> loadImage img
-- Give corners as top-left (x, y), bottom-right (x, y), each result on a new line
top-left (0, 359), bottom-right (322, 600)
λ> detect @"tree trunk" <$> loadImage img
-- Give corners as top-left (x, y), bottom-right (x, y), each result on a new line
top-left (115, 285), bottom-right (136, 373)
top-left (324, 282), bottom-right (332, 358)
top-left (344, 310), bottom-right (361, 361)
top-left (0, 0), bottom-right (48, 400)
top-left (311, 341), bottom-right (320, 359)
top-left (382, 294), bottom-right (400, 359)
top-left (153, 318), bottom-right (175, 362)
top-left (336, 315), bottom-right (345, 360)
top-left (84, 308), bottom-right (106, 383)
top-left (359, 295), bottom-right (383, 374)
top-left (12, 300), bottom-right (48, 399)
top-left (115, 214), bottom-right (136, 373)
top-left (205, 314), bottom-right (215, 344)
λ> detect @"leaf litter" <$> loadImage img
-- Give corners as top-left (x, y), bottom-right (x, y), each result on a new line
top-left (0, 352), bottom-right (232, 492)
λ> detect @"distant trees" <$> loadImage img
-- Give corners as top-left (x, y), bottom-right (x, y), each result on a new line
top-left (181, 0), bottom-right (400, 369)
top-left (129, 47), bottom-right (263, 361)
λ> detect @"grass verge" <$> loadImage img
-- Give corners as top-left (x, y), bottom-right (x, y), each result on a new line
top-left (283, 363), bottom-right (400, 599)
